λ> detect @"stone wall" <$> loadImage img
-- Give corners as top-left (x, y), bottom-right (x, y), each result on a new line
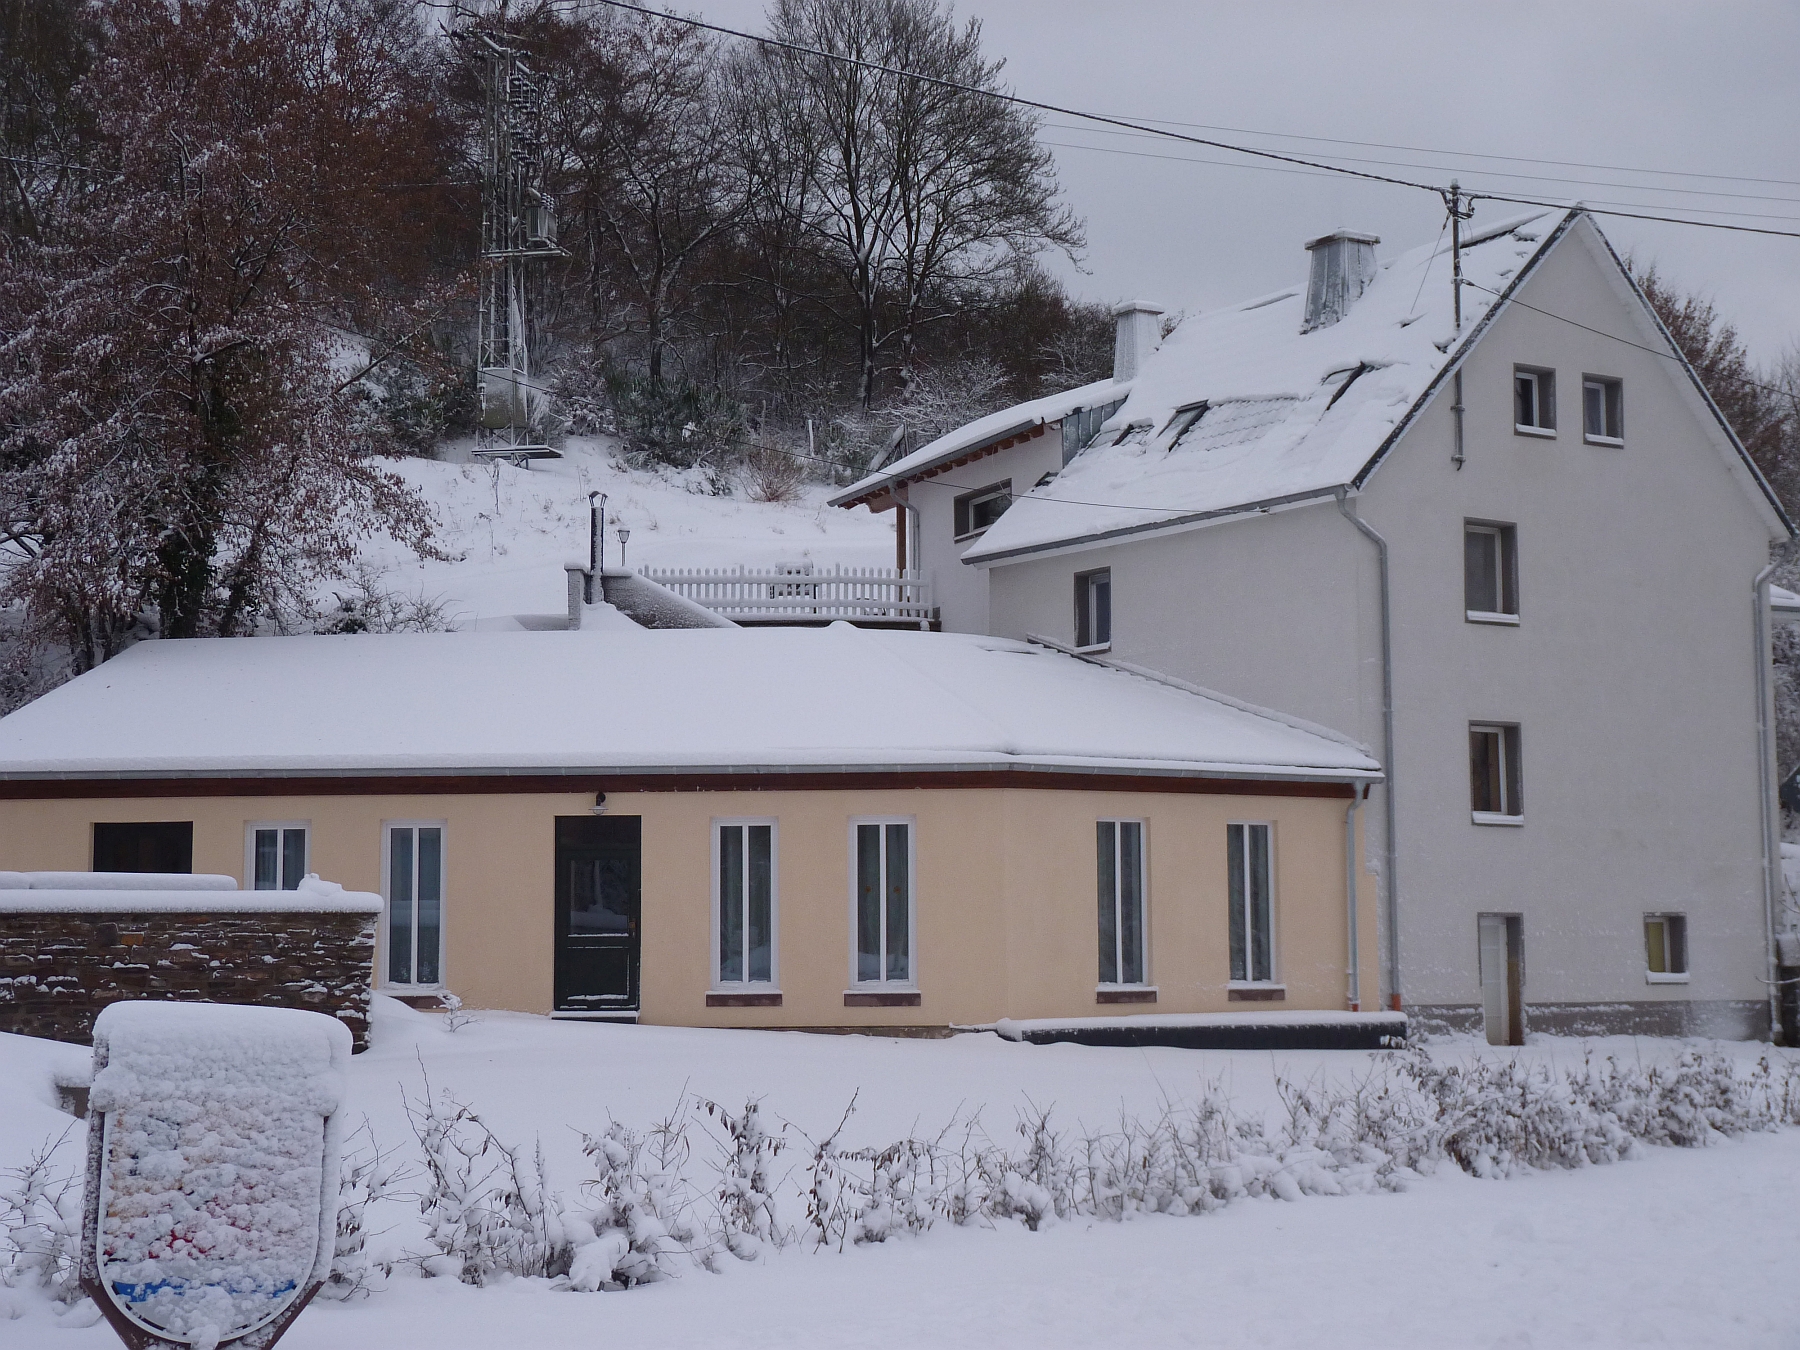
top-left (0, 909), bottom-right (377, 1052)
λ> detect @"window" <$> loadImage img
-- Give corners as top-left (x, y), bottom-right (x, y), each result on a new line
top-left (853, 820), bottom-right (913, 986)
top-left (93, 822), bottom-right (192, 873)
top-left (1645, 914), bottom-right (1689, 982)
top-left (1075, 568), bottom-right (1112, 649)
top-left (1097, 820), bottom-right (1147, 985)
top-left (1464, 522), bottom-right (1519, 621)
top-left (247, 822), bottom-right (308, 890)
top-left (1227, 822), bottom-right (1275, 984)
top-left (1164, 401), bottom-right (1208, 447)
top-left (1583, 376), bottom-right (1623, 443)
top-left (1514, 366), bottom-right (1555, 435)
top-left (953, 482), bottom-right (1012, 539)
top-left (1470, 723), bottom-right (1523, 821)
top-left (384, 822), bottom-right (444, 987)
top-left (715, 821), bottom-right (776, 987)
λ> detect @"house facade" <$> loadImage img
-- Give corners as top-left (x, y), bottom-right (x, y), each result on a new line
top-left (834, 210), bottom-right (1793, 1041)
top-left (0, 627), bottom-right (1382, 1036)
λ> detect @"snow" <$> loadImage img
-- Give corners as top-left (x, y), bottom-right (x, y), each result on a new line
top-left (6, 1000), bottom-right (1800, 1348)
top-left (85, 1002), bottom-right (349, 1348)
top-left (0, 871), bottom-right (237, 892)
top-left (0, 875), bottom-right (381, 914)
top-left (0, 625), bottom-right (1380, 781)
top-left (959, 211), bottom-right (1565, 563)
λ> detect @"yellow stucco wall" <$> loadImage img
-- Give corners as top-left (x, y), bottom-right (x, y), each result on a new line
top-left (0, 786), bottom-right (1377, 1026)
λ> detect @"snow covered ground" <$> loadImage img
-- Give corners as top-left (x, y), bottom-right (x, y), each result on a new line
top-left (354, 438), bottom-right (893, 628)
top-left (7, 1001), bottom-right (1800, 1348)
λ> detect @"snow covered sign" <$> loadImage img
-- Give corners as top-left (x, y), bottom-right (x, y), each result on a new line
top-left (78, 1002), bottom-right (349, 1350)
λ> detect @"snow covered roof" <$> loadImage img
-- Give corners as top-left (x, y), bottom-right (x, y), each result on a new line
top-left (0, 875), bottom-right (381, 914)
top-left (1771, 584), bottom-right (1800, 616)
top-left (956, 212), bottom-right (1574, 563)
top-left (0, 627), bottom-right (1378, 784)
top-left (828, 375), bottom-right (1132, 509)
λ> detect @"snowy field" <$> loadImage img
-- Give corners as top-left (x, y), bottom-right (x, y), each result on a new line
top-left (7, 1000), bottom-right (1800, 1348)
top-left (353, 439), bottom-right (893, 628)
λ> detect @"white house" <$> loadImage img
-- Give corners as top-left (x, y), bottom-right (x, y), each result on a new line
top-left (831, 208), bottom-right (1794, 1042)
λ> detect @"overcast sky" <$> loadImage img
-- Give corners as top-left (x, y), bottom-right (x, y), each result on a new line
top-left (696, 0), bottom-right (1800, 364)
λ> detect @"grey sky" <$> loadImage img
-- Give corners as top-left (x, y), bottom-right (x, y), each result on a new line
top-left (698, 0), bottom-right (1800, 364)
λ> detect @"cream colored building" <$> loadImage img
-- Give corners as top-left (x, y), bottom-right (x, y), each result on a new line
top-left (0, 626), bottom-right (1381, 1035)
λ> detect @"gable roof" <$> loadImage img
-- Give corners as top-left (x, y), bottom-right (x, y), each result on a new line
top-left (953, 210), bottom-right (1788, 565)
top-left (0, 627), bottom-right (1379, 784)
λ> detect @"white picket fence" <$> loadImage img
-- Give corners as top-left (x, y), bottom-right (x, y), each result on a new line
top-left (639, 564), bottom-right (934, 627)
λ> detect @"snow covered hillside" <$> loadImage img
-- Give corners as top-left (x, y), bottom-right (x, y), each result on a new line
top-left (6, 1006), bottom-right (1800, 1348)
top-left (352, 438), bottom-right (893, 630)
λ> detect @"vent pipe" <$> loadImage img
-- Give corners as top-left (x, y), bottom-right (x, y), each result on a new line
top-left (1112, 300), bottom-right (1165, 382)
top-left (1302, 230), bottom-right (1380, 332)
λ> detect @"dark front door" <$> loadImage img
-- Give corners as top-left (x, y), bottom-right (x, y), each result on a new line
top-left (554, 816), bottom-right (641, 1014)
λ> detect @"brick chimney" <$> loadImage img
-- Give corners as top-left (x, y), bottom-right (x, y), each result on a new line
top-left (1302, 230), bottom-right (1380, 332)
top-left (1112, 300), bottom-right (1165, 382)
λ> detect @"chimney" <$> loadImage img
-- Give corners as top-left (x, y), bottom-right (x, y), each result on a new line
top-left (1302, 230), bottom-right (1380, 332)
top-left (1112, 300), bottom-right (1164, 382)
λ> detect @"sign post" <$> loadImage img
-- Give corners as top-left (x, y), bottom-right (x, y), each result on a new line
top-left (79, 1002), bottom-right (349, 1350)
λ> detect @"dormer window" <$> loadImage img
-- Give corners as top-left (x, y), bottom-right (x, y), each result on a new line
top-left (1515, 367), bottom-right (1556, 436)
top-left (1164, 402), bottom-right (1207, 448)
top-left (1583, 377), bottom-right (1623, 444)
top-left (953, 482), bottom-right (1012, 540)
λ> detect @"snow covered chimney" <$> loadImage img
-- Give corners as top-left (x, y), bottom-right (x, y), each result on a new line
top-left (1302, 230), bottom-right (1380, 332)
top-left (1112, 300), bottom-right (1164, 382)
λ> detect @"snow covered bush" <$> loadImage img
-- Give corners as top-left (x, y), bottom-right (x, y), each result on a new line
top-left (699, 1099), bottom-right (789, 1258)
top-left (0, 1131), bottom-right (83, 1307)
top-left (324, 1122), bottom-right (405, 1300)
top-left (570, 1113), bottom-right (707, 1288)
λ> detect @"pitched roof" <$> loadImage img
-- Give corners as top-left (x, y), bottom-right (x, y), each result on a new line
top-left (0, 627), bottom-right (1378, 784)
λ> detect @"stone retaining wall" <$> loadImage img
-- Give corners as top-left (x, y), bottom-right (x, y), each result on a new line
top-left (0, 909), bottom-right (377, 1052)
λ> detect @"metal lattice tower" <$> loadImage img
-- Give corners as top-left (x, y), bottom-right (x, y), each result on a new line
top-left (454, 13), bottom-right (564, 465)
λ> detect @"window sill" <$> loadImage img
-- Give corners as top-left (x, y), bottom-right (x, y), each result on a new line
top-left (1645, 972), bottom-right (1690, 985)
top-left (1096, 985), bottom-right (1158, 1005)
top-left (1074, 642), bottom-right (1112, 655)
top-left (1471, 812), bottom-right (1525, 827)
top-left (1465, 611), bottom-right (1520, 626)
top-left (1584, 434), bottom-right (1624, 448)
top-left (1514, 424), bottom-right (1557, 439)
top-left (845, 989), bottom-right (921, 1008)
top-left (1228, 983), bottom-right (1286, 1002)
top-left (707, 990), bottom-right (783, 1007)
top-left (953, 529), bottom-right (988, 543)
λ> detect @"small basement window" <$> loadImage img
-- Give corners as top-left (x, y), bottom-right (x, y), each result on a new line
top-left (1075, 568), bottom-right (1112, 649)
top-left (1515, 366), bottom-right (1556, 436)
top-left (1583, 376), bottom-right (1623, 444)
top-left (953, 482), bottom-right (1012, 540)
top-left (93, 821), bottom-right (193, 873)
top-left (248, 822), bottom-right (309, 890)
top-left (1465, 522), bottom-right (1519, 621)
top-left (1470, 723), bottom-right (1523, 822)
top-left (1645, 914), bottom-right (1688, 982)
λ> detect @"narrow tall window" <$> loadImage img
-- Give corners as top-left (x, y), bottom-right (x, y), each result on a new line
top-left (1514, 367), bottom-right (1555, 433)
top-left (1645, 914), bottom-right (1688, 979)
top-left (717, 822), bottom-right (776, 986)
top-left (854, 821), bottom-right (912, 985)
top-left (386, 823), bottom-right (444, 986)
top-left (953, 482), bottom-right (1012, 539)
top-left (1097, 820), bottom-right (1147, 985)
top-left (1228, 822), bottom-right (1274, 983)
top-left (1464, 522), bottom-right (1519, 619)
top-left (1470, 724), bottom-right (1523, 820)
top-left (1583, 376), bottom-right (1623, 443)
top-left (1075, 568), bottom-right (1112, 648)
top-left (248, 822), bottom-right (308, 890)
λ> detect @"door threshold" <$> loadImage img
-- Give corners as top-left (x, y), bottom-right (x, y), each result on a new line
top-left (551, 1010), bottom-right (640, 1022)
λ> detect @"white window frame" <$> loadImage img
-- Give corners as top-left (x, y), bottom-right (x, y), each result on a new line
top-left (1514, 366), bottom-right (1556, 437)
top-left (847, 816), bottom-right (917, 991)
top-left (1583, 375), bottom-right (1624, 445)
top-left (1075, 568), bottom-right (1112, 652)
top-left (1096, 819), bottom-right (1152, 991)
top-left (1227, 820), bottom-right (1279, 988)
top-left (711, 818), bottom-right (780, 992)
top-left (381, 819), bottom-right (447, 991)
top-left (1464, 521), bottom-right (1520, 625)
top-left (952, 481), bottom-right (1012, 541)
top-left (1470, 723), bottom-right (1524, 824)
top-left (244, 820), bottom-right (309, 891)
top-left (1644, 912), bottom-right (1690, 984)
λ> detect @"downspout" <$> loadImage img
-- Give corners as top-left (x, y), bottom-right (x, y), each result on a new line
top-left (1344, 788), bottom-right (1362, 1011)
top-left (1754, 560), bottom-right (1782, 1040)
top-left (1451, 371), bottom-right (1466, 471)
top-left (1336, 487), bottom-right (1400, 1010)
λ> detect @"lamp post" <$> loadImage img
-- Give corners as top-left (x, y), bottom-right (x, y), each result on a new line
top-left (615, 525), bottom-right (631, 571)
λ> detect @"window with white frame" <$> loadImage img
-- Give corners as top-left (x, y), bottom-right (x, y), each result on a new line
top-left (1514, 366), bottom-right (1556, 434)
top-left (1464, 521), bottom-right (1519, 620)
top-left (716, 821), bottom-right (776, 987)
top-left (1075, 568), bottom-right (1112, 649)
top-left (1227, 822), bottom-right (1274, 984)
top-left (247, 822), bottom-right (308, 890)
top-left (1645, 913), bottom-right (1688, 981)
top-left (853, 820), bottom-right (912, 986)
top-left (952, 482), bottom-right (1012, 539)
top-left (1583, 376), bottom-right (1623, 443)
top-left (1470, 723), bottom-right (1523, 821)
top-left (385, 822), bottom-right (444, 987)
top-left (1097, 820), bottom-right (1147, 985)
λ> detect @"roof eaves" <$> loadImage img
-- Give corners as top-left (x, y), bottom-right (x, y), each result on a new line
top-left (827, 416), bottom-right (1050, 510)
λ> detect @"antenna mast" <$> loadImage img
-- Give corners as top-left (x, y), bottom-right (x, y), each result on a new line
top-left (454, 6), bottom-right (565, 467)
